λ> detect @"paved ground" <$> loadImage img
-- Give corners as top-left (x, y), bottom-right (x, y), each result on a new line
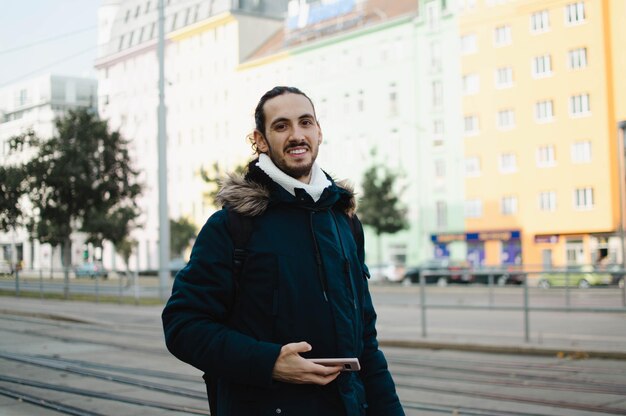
top-left (1, 286), bottom-right (626, 415)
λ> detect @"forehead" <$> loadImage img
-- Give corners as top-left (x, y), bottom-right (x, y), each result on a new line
top-left (263, 93), bottom-right (315, 123)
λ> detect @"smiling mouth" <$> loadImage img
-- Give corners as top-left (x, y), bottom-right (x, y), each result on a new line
top-left (287, 148), bottom-right (307, 155)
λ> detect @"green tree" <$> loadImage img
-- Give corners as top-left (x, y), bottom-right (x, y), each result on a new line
top-left (9, 109), bottom-right (142, 268)
top-left (358, 163), bottom-right (408, 267)
top-left (115, 237), bottom-right (137, 277)
top-left (0, 165), bottom-right (26, 232)
top-left (170, 217), bottom-right (197, 258)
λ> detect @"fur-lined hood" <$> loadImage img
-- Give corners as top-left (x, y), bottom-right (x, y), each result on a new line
top-left (216, 172), bottom-right (356, 217)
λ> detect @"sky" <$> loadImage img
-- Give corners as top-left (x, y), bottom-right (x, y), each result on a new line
top-left (0, 0), bottom-right (101, 88)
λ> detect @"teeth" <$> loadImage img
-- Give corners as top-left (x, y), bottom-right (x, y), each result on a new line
top-left (289, 148), bottom-right (306, 154)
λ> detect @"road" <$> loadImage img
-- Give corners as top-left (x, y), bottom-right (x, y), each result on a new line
top-left (1, 295), bottom-right (626, 415)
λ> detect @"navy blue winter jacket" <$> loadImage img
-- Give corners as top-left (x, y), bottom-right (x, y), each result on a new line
top-left (162, 163), bottom-right (404, 416)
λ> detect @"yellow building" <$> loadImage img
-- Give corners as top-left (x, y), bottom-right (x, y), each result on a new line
top-left (459, 0), bottom-right (625, 268)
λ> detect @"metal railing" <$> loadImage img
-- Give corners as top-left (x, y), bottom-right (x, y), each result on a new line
top-left (416, 269), bottom-right (626, 342)
top-left (0, 267), bottom-right (167, 304)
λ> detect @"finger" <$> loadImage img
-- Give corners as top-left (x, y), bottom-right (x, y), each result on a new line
top-left (283, 341), bottom-right (312, 355)
top-left (311, 364), bottom-right (343, 376)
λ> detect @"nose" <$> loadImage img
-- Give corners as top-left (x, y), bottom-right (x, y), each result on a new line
top-left (290, 127), bottom-right (306, 141)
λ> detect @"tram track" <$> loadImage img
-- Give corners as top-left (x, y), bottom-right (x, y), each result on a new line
top-left (0, 352), bottom-right (205, 399)
top-left (0, 374), bottom-right (210, 415)
top-left (394, 378), bottom-right (626, 415)
top-left (387, 357), bottom-right (626, 395)
top-left (0, 385), bottom-right (107, 416)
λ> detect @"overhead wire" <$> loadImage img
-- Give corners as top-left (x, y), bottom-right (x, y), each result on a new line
top-left (0, 0), bottom-right (231, 87)
top-left (0, 26), bottom-right (97, 55)
top-left (0, 47), bottom-right (97, 88)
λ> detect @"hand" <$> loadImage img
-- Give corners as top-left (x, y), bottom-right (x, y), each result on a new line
top-left (272, 342), bottom-right (342, 385)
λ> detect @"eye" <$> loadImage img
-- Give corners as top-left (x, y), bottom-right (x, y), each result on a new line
top-left (301, 119), bottom-right (313, 126)
top-left (274, 123), bottom-right (287, 131)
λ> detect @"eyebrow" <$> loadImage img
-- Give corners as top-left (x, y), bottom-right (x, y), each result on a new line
top-left (270, 114), bottom-right (315, 128)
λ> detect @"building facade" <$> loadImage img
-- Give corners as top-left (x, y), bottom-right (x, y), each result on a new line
top-left (456, 0), bottom-right (626, 268)
top-left (96, 0), bottom-right (288, 270)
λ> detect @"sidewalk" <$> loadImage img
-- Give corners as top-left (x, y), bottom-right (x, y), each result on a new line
top-left (1, 290), bottom-right (626, 359)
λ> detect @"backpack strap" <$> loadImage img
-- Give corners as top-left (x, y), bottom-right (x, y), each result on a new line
top-left (225, 209), bottom-right (254, 290)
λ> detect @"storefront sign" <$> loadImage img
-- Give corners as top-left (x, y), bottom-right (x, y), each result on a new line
top-left (534, 235), bottom-right (559, 244)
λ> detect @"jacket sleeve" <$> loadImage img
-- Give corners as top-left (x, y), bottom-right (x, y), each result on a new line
top-left (354, 219), bottom-right (405, 416)
top-left (162, 211), bottom-right (282, 387)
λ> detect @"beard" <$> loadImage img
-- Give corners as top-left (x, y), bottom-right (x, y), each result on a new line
top-left (267, 142), bottom-right (317, 180)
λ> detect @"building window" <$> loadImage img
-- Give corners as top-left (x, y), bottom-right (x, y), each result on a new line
top-left (493, 25), bottom-right (512, 46)
top-left (436, 201), bottom-right (448, 228)
top-left (501, 196), bottom-right (518, 215)
top-left (539, 191), bottom-right (557, 211)
top-left (389, 84), bottom-right (398, 116)
top-left (530, 10), bottom-right (550, 33)
top-left (357, 90), bottom-right (364, 112)
top-left (565, 2), bottom-right (585, 25)
top-left (432, 80), bottom-right (443, 107)
top-left (497, 109), bottom-right (515, 130)
top-left (571, 141), bottom-right (592, 163)
top-left (532, 54), bottom-right (552, 77)
top-left (574, 187), bottom-right (594, 210)
top-left (465, 157), bottom-right (481, 177)
top-left (464, 115), bottom-right (479, 136)
top-left (433, 119), bottom-right (444, 138)
top-left (118, 34), bottom-right (125, 51)
top-left (17, 89), bottom-right (28, 106)
top-left (495, 67), bottom-right (513, 88)
top-left (434, 159), bottom-right (446, 178)
top-left (536, 145), bottom-right (556, 167)
top-left (535, 100), bottom-right (554, 122)
top-left (426, 1), bottom-right (440, 31)
top-left (430, 40), bottom-right (442, 70)
top-left (499, 153), bottom-right (517, 173)
top-left (568, 47), bottom-right (588, 69)
top-left (569, 93), bottom-right (590, 116)
top-left (465, 199), bottom-right (483, 218)
top-left (566, 239), bottom-right (585, 265)
top-left (462, 73), bottom-right (480, 95)
top-left (125, 9), bottom-right (131, 23)
top-left (460, 33), bottom-right (477, 55)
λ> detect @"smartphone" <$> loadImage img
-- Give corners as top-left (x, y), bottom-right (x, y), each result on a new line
top-left (307, 358), bottom-right (361, 372)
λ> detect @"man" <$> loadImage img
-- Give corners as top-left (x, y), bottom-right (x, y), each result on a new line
top-left (162, 86), bottom-right (405, 416)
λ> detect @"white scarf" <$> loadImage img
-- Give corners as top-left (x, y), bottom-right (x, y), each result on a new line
top-left (256, 153), bottom-right (332, 202)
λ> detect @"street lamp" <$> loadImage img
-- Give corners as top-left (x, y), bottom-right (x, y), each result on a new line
top-left (618, 120), bottom-right (626, 270)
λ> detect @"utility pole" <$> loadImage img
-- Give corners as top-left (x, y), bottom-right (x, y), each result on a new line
top-left (157, 0), bottom-right (170, 300)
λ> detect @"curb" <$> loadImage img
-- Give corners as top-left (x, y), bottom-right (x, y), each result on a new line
top-left (379, 339), bottom-right (626, 360)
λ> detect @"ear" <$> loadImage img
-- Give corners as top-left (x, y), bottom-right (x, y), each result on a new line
top-left (317, 123), bottom-right (323, 145)
top-left (253, 130), bottom-right (269, 153)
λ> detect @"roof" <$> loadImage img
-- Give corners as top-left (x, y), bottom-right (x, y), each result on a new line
top-left (246, 0), bottom-right (417, 61)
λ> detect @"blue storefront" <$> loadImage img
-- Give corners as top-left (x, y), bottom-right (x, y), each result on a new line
top-left (431, 230), bottom-right (522, 267)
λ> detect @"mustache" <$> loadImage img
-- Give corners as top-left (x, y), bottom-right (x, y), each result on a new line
top-left (284, 141), bottom-right (310, 151)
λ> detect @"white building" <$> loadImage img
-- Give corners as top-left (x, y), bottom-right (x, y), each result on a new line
top-left (0, 74), bottom-right (97, 270)
top-left (96, 0), bottom-right (288, 270)
top-left (97, 0), bottom-right (465, 270)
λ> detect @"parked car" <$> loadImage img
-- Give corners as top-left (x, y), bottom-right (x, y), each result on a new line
top-left (74, 262), bottom-right (108, 279)
top-left (0, 261), bottom-right (12, 276)
top-left (403, 259), bottom-right (470, 285)
top-left (470, 265), bottom-right (525, 286)
top-left (604, 264), bottom-right (625, 288)
top-left (537, 265), bottom-right (612, 288)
